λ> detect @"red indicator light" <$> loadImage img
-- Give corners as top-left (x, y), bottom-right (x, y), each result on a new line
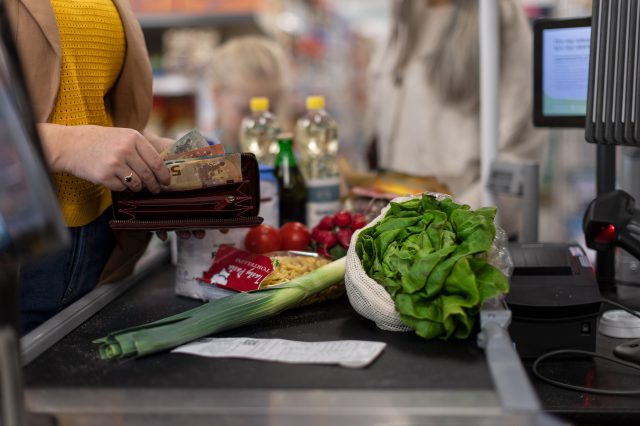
top-left (593, 223), bottom-right (616, 244)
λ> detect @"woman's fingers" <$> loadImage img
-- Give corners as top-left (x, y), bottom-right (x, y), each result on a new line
top-left (125, 156), bottom-right (161, 193)
top-left (120, 139), bottom-right (170, 193)
top-left (174, 230), bottom-right (207, 240)
top-left (108, 178), bottom-right (128, 192)
top-left (93, 128), bottom-right (166, 192)
top-left (154, 231), bottom-right (207, 241)
top-left (135, 138), bottom-right (171, 187)
top-left (144, 131), bottom-right (175, 154)
top-left (119, 169), bottom-right (143, 192)
top-left (177, 231), bottom-right (191, 240)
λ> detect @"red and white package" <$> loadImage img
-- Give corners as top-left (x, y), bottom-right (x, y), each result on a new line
top-left (197, 244), bottom-right (274, 292)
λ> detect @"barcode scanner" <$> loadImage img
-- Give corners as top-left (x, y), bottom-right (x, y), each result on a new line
top-left (583, 190), bottom-right (640, 261)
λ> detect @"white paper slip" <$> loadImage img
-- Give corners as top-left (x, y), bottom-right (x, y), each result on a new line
top-left (172, 337), bottom-right (387, 368)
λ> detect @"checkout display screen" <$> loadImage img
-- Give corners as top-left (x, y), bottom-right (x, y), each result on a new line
top-left (542, 26), bottom-right (591, 117)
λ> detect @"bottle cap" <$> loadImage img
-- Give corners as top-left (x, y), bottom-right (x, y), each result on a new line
top-left (306, 95), bottom-right (325, 110)
top-left (250, 97), bottom-right (269, 112)
top-left (277, 132), bottom-right (294, 143)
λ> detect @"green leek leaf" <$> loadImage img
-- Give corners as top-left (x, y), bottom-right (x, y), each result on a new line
top-left (96, 257), bottom-right (346, 360)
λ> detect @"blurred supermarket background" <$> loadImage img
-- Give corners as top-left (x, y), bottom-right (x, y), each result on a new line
top-left (133, 0), bottom-right (615, 256)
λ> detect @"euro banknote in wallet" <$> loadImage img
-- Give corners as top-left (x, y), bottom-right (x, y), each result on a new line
top-left (162, 144), bottom-right (225, 161)
top-left (158, 129), bottom-right (238, 190)
top-left (160, 128), bottom-right (211, 160)
top-left (162, 154), bottom-right (243, 191)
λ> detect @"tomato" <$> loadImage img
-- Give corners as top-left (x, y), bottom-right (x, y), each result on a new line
top-left (244, 224), bottom-right (282, 254)
top-left (279, 221), bottom-right (311, 251)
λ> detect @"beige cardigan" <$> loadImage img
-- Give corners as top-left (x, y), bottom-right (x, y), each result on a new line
top-left (368, 2), bottom-right (545, 230)
top-left (5, 0), bottom-right (152, 131)
top-left (6, 0), bottom-right (154, 283)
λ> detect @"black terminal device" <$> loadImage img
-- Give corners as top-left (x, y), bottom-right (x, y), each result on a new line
top-left (584, 190), bottom-right (640, 261)
top-left (533, 17), bottom-right (591, 128)
top-left (506, 243), bottom-right (602, 359)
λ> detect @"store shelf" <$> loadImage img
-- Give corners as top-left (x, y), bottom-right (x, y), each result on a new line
top-left (137, 13), bottom-right (256, 29)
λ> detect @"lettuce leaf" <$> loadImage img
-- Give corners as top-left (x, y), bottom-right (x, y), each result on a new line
top-left (356, 194), bottom-right (509, 340)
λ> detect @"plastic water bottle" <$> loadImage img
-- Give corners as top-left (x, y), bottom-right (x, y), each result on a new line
top-left (295, 95), bottom-right (340, 228)
top-left (239, 97), bottom-right (280, 167)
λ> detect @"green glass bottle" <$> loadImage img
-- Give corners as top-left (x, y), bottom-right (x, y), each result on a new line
top-left (274, 135), bottom-right (307, 225)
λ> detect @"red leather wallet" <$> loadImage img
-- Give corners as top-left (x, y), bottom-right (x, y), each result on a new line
top-left (109, 153), bottom-right (263, 231)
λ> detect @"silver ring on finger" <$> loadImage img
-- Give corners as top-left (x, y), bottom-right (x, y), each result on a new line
top-left (123, 171), bottom-right (134, 184)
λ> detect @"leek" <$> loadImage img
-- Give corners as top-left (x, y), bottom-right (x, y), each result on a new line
top-left (95, 257), bottom-right (346, 360)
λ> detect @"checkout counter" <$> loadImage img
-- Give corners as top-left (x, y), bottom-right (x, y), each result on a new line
top-left (21, 256), bottom-right (519, 426)
top-left (16, 251), bottom-right (640, 426)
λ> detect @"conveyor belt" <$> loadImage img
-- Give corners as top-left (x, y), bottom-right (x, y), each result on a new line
top-left (24, 264), bottom-right (493, 391)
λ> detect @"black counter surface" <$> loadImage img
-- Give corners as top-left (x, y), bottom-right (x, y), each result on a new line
top-left (22, 264), bottom-right (640, 425)
top-left (24, 263), bottom-right (493, 390)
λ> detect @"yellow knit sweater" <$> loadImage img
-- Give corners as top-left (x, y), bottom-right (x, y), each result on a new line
top-left (50, 0), bottom-right (126, 227)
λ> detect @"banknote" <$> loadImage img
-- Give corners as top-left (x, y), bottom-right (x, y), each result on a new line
top-left (160, 129), bottom-right (212, 160)
top-left (162, 144), bottom-right (225, 162)
top-left (164, 156), bottom-right (213, 166)
top-left (162, 153), bottom-right (243, 191)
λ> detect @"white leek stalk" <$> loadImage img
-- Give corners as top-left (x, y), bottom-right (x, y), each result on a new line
top-left (95, 257), bottom-right (346, 360)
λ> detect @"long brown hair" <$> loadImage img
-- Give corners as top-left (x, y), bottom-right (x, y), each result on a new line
top-left (389, 0), bottom-right (512, 110)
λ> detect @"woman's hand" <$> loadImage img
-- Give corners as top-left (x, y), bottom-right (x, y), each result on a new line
top-left (156, 230), bottom-right (206, 242)
top-left (38, 124), bottom-right (171, 193)
top-left (143, 131), bottom-right (175, 155)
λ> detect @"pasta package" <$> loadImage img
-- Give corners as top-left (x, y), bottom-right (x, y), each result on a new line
top-left (195, 246), bottom-right (344, 306)
top-left (260, 254), bottom-right (330, 288)
top-left (262, 252), bottom-right (345, 307)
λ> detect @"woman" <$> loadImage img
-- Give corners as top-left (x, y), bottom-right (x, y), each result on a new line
top-left (368, 0), bottom-right (544, 234)
top-left (7, 0), bottom-right (173, 332)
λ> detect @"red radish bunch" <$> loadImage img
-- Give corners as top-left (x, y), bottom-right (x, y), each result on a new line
top-left (311, 210), bottom-right (367, 259)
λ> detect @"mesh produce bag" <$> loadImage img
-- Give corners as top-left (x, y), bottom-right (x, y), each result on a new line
top-left (345, 193), bottom-right (512, 333)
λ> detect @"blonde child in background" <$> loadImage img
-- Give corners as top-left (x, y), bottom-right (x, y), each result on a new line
top-left (208, 36), bottom-right (291, 152)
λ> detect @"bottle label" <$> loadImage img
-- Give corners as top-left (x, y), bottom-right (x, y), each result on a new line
top-left (306, 177), bottom-right (340, 228)
top-left (259, 165), bottom-right (279, 228)
top-left (259, 177), bottom-right (279, 228)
